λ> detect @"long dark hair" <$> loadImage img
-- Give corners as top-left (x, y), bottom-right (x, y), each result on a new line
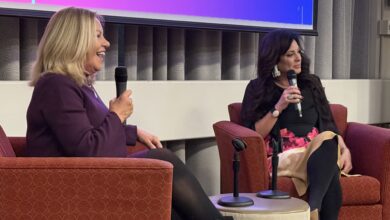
top-left (247, 29), bottom-right (334, 129)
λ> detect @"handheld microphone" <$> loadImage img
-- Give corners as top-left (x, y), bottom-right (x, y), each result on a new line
top-left (115, 66), bottom-right (128, 98)
top-left (287, 70), bottom-right (303, 117)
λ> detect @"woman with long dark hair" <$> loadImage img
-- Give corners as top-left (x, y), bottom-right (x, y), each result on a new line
top-left (241, 29), bottom-right (352, 220)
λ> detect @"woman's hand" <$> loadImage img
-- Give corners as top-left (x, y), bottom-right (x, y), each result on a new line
top-left (275, 85), bottom-right (303, 111)
top-left (338, 136), bottom-right (353, 174)
top-left (137, 128), bottom-right (163, 149)
top-left (109, 89), bottom-right (133, 123)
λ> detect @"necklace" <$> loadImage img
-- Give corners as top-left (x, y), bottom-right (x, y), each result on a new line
top-left (85, 83), bottom-right (99, 99)
top-left (274, 81), bottom-right (289, 89)
top-left (91, 85), bottom-right (99, 99)
top-left (84, 74), bottom-right (99, 98)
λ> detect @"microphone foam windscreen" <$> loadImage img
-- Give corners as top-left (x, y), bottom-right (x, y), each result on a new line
top-left (115, 66), bottom-right (128, 82)
top-left (287, 70), bottom-right (296, 80)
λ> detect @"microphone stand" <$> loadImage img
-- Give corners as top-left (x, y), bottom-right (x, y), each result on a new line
top-left (218, 143), bottom-right (254, 207)
top-left (257, 138), bottom-right (290, 199)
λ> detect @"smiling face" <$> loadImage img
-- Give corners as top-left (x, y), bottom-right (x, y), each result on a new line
top-left (85, 19), bottom-right (110, 74)
top-left (277, 40), bottom-right (302, 75)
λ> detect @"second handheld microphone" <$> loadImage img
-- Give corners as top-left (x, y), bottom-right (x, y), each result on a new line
top-left (287, 70), bottom-right (303, 117)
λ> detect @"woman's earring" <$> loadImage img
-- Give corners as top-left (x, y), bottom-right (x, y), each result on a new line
top-left (272, 65), bottom-right (281, 78)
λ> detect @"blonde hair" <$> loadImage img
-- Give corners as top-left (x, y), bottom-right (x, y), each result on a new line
top-left (30, 7), bottom-right (101, 86)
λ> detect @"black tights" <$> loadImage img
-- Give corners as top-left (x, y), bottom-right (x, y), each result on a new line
top-left (130, 148), bottom-right (225, 220)
top-left (307, 138), bottom-right (342, 220)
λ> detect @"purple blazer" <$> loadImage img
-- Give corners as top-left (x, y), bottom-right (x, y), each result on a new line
top-left (25, 73), bottom-right (137, 157)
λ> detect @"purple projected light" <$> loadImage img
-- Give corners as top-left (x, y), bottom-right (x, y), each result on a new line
top-left (6, 0), bottom-right (30, 2)
top-left (35, 0), bottom-right (313, 25)
top-left (0, 0), bottom-right (315, 31)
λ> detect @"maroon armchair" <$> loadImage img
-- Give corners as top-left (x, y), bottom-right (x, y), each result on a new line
top-left (213, 103), bottom-right (390, 220)
top-left (0, 125), bottom-right (173, 220)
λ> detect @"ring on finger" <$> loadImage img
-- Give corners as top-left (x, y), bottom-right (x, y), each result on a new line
top-left (287, 94), bottom-right (293, 100)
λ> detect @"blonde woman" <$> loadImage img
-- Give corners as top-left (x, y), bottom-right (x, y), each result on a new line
top-left (25, 7), bottom-right (232, 220)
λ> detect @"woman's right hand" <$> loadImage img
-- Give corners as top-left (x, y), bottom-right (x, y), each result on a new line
top-left (275, 86), bottom-right (303, 111)
top-left (109, 89), bottom-right (133, 123)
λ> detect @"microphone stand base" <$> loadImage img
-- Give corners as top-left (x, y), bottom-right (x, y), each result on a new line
top-left (218, 196), bottom-right (254, 207)
top-left (257, 190), bottom-right (291, 199)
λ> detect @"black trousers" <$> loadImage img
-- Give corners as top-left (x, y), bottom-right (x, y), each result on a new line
top-left (307, 138), bottom-right (342, 220)
top-left (130, 148), bottom-right (225, 220)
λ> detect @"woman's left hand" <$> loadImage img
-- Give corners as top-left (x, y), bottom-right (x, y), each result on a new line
top-left (137, 128), bottom-right (163, 149)
top-left (338, 136), bottom-right (353, 174)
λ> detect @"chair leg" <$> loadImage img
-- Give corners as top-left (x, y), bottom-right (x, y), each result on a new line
top-left (310, 209), bottom-right (319, 220)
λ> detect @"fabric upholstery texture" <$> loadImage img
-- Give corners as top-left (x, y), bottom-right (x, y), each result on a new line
top-left (0, 125), bottom-right (173, 220)
top-left (214, 103), bottom-right (390, 220)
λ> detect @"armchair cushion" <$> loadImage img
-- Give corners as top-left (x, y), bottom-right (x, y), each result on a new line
top-left (340, 176), bottom-right (380, 205)
top-left (279, 175), bottom-right (380, 205)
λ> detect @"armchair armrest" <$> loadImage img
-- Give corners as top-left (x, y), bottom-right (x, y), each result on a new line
top-left (127, 141), bottom-right (149, 155)
top-left (213, 121), bottom-right (269, 193)
top-left (8, 137), bottom-right (149, 157)
top-left (344, 122), bottom-right (390, 217)
top-left (344, 122), bottom-right (390, 179)
top-left (0, 157), bottom-right (173, 219)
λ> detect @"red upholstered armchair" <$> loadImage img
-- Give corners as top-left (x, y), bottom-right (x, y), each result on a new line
top-left (0, 125), bottom-right (173, 220)
top-left (213, 103), bottom-right (390, 220)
